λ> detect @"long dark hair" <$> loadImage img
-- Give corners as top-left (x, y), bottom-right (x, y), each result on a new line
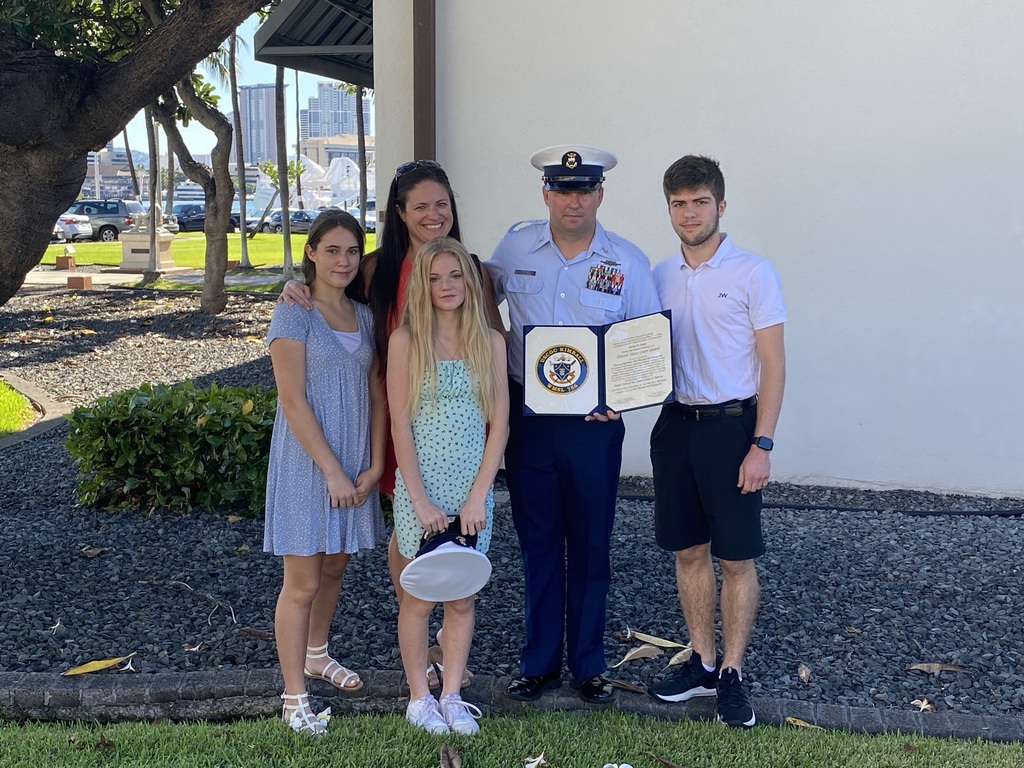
top-left (301, 209), bottom-right (365, 300)
top-left (369, 161), bottom-right (462, 365)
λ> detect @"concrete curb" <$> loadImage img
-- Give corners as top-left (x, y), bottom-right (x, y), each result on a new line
top-left (0, 372), bottom-right (72, 450)
top-left (1, 670), bottom-right (1021, 741)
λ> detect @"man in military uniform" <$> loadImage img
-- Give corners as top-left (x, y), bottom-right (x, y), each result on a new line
top-left (487, 145), bottom-right (661, 703)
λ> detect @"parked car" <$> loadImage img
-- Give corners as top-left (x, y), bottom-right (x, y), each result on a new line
top-left (65, 199), bottom-right (146, 241)
top-left (266, 209), bottom-right (321, 234)
top-left (256, 209), bottom-right (282, 233)
top-left (346, 198), bottom-right (376, 232)
top-left (142, 205), bottom-right (179, 234)
top-left (172, 202), bottom-right (238, 233)
top-left (55, 211), bottom-right (93, 242)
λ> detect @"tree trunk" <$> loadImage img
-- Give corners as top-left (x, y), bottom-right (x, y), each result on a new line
top-left (123, 127), bottom-right (141, 199)
top-left (151, 74), bottom-right (234, 315)
top-left (275, 66), bottom-right (292, 280)
top-left (0, 0), bottom-right (265, 306)
top-left (166, 147), bottom-right (175, 215)
top-left (356, 87), bottom-right (367, 233)
top-left (144, 107), bottom-right (159, 274)
top-left (294, 69), bottom-right (303, 210)
top-left (229, 34), bottom-right (250, 267)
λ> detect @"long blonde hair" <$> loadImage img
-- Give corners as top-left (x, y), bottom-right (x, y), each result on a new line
top-left (401, 237), bottom-right (496, 420)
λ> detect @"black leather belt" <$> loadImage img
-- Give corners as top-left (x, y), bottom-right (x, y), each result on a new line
top-left (671, 395), bottom-right (757, 421)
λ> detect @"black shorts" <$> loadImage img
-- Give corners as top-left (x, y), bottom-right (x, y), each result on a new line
top-left (650, 402), bottom-right (765, 561)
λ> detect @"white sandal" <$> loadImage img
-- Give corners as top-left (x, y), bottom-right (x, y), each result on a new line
top-left (304, 642), bottom-right (363, 692)
top-left (281, 692), bottom-right (328, 735)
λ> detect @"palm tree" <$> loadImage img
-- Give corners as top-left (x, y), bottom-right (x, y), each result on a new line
top-left (275, 65), bottom-right (292, 280)
top-left (229, 33), bottom-right (251, 266)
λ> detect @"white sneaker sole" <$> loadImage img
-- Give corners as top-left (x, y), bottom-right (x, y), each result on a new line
top-left (653, 685), bottom-right (717, 703)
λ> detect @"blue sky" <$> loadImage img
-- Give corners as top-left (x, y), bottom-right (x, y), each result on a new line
top-left (123, 15), bottom-right (363, 160)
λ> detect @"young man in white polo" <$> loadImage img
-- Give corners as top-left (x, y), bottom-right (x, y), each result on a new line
top-left (648, 155), bottom-right (786, 728)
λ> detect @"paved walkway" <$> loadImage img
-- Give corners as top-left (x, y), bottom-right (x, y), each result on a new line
top-left (21, 266), bottom-right (282, 289)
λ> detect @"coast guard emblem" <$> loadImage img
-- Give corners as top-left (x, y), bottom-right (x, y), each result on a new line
top-left (536, 345), bottom-right (588, 394)
top-left (563, 151), bottom-right (579, 170)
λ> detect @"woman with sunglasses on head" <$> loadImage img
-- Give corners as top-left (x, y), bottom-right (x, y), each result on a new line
top-left (280, 161), bottom-right (504, 688)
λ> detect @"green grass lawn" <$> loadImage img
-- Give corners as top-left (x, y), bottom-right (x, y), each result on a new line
top-left (1, 712), bottom-right (1022, 768)
top-left (0, 380), bottom-right (36, 439)
top-left (44, 231), bottom-right (377, 270)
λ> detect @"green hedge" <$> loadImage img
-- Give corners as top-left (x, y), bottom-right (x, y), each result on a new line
top-left (65, 382), bottom-right (277, 517)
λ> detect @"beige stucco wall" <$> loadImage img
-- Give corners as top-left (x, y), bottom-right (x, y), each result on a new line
top-left (378, 0), bottom-right (1024, 496)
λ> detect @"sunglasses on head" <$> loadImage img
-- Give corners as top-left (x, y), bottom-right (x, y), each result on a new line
top-left (395, 159), bottom-right (442, 178)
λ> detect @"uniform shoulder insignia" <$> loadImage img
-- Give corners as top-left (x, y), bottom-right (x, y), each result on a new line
top-left (509, 220), bottom-right (541, 234)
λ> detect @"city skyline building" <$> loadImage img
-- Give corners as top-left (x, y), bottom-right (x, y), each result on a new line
top-left (236, 83), bottom-right (279, 165)
top-left (300, 81), bottom-right (372, 141)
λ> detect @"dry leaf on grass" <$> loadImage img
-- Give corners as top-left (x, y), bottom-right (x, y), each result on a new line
top-left (62, 652), bottom-right (136, 676)
top-left (619, 626), bottom-right (688, 649)
top-left (911, 697), bottom-right (936, 712)
top-left (524, 752), bottom-right (549, 768)
top-left (907, 663), bottom-right (968, 675)
top-left (903, 743), bottom-right (919, 753)
top-left (797, 663), bottom-right (812, 684)
top-left (97, 732), bottom-right (116, 749)
top-left (440, 744), bottom-right (462, 768)
top-left (784, 716), bottom-right (823, 729)
top-left (610, 643), bottom-right (662, 668)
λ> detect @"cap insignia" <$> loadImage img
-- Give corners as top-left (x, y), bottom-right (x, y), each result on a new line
top-left (563, 151), bottom-right (579, 170)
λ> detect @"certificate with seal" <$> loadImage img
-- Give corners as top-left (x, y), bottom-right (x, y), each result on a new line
top-left (523, 310), bottom-right (673, 415)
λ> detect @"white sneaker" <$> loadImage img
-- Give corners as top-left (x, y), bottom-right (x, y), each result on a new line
top-left (406, 694), bottom-right (449, 734)
top-left (438, 693), bottom-right (482, 735)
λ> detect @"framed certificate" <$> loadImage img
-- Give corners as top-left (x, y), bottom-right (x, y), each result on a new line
top-left (523, 310), bottom-right (673, 415)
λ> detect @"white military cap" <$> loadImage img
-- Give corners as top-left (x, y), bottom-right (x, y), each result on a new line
top-left (530, 144), bottom-right (618, 190)
top-left (399, 523), bottom-right (492, 602)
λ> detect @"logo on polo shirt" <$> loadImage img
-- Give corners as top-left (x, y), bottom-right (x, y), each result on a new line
top-left (536, 345), bottom-right (589, 394)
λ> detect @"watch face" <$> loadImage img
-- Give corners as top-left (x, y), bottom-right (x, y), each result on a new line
top-left (755, 436), bottom-right (774, 451)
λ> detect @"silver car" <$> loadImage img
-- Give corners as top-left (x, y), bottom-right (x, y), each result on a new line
top-left (56, 211), bottom-right (94, 242)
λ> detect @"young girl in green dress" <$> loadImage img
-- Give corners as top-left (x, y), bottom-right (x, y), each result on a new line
top-left (387, 237), bottom-right (508, 735)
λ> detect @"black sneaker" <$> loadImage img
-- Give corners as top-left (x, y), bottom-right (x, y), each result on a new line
top-left (716, 667), bottom-right (756, 727)
top-left (648, 650), bottom-right (719, 702)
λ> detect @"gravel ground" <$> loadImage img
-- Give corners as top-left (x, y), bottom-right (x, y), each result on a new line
top-left (2, 289), bottom-right (1023, 719)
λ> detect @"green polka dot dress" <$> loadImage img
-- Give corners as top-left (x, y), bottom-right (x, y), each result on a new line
top-left (393, 360), bottom-right (494, 559)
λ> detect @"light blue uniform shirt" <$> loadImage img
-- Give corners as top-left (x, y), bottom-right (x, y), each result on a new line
top-left (488, 219), bottom-right (662, 385)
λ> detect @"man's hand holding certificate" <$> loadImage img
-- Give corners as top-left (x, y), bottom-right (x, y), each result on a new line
top-left (522, 310), bottom-right (673, 416)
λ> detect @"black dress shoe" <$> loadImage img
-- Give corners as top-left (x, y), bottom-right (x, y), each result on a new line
top-left (505, 671), bottom-right (563, 701)
top-left (572, 675), bottom-right (615, 703)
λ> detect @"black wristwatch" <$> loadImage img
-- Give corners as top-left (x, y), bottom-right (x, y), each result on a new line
top-left (753, 436), bottom-right (774, 451)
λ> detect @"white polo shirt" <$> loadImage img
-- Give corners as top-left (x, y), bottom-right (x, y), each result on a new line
top-left (652, 234), bottom-right (786, 405)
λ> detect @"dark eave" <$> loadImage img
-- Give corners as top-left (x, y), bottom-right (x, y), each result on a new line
top-left (253, 0), bottom-right (373, 88)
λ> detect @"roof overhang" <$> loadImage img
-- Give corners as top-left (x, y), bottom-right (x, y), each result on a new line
top-left (254, 0), bottom-right (373, 88)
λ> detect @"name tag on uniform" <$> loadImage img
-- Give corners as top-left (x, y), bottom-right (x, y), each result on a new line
top-left (514, 269), bottom-right (536, 276)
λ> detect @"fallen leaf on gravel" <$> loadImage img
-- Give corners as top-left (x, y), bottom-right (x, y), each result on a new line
top-left (234, 543), bottom-right (250, 556)
top-left (907, 663), bottom-right (968, 675)
top-left (611, 644), bottom-right (662, 668)
top-left (911, 697), bottom-right (936, 712)
top-left (524, 752), bottom-right (549, 768)
top-left (226, 515), bottom-right (244, 523)
top-left (667, 648), bottom-right (693, 666)
top-left (182, 642), bottom-right (208, 653)
top-left (648, 753), bottom-right (688, 768)
top-left (49, 619), bottom-right (62, 635)
top-left (620, 626), bottom-right (688, 649)
top-left (239, 626), bottom-right (275, 641)
top-left (440, 744), bottom-right (462, 768)
top-left (607, 678), bottom-right (646, 694)
top-left (798, 663), bottom-right (811, 684)
top-left (245, 335), bottom-right (263, 343)
top-left (784, 716), bottom-right (822, 729)
top-left (845, 626), bottom-right (862, 635)
top-left (80, 546), bottom-right (110, 559)
top-left (62, 652), bottom-right (136, 676)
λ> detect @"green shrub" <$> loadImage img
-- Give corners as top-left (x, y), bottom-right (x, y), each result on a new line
top-left (65, 382), bottom-right (277, 517)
